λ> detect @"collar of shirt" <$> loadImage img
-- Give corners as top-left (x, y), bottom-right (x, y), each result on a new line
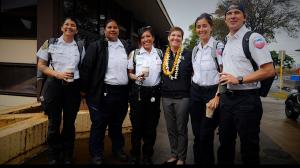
top-left (57, 35), bottom-right (77, 46)
top-left (197, 36), bottom-right (215, 50)
top-left (226, 24), bottom-right (249, 40)
top-left (108, 39), bottom-right (124, 49)
top-left (139, 46), bottom-right (157, 55)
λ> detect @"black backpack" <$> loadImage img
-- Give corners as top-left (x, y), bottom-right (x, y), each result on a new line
top-left (225, 31), bottom-right (275, 97)
top-left (36, 38), bottom-right (84, 102)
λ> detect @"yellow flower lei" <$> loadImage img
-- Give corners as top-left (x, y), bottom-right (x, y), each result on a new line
top-left (162, 46), bottom-right (182, 79)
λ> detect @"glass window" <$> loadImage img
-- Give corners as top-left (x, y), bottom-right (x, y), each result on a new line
top-left (0, 0), bottom-right (37, 38)
top-left (0, 63), bottom-right (36, 96)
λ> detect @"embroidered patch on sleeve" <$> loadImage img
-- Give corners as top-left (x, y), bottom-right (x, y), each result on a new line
top-left (216, 48), bottom-right (223, 56)
top-left (41, 40), bottom-right (49, 50)
top-left (253, 37), bottom-right (266, 49)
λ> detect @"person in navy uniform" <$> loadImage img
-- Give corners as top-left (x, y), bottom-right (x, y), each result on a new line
top-left (127, 26), bottom-right (163, 165)
top-left (217, 2), bottom-right (275, 165)
top-left (80, 19), bottom-right (130, 164)
top-left (190, 13), bottom-right (224, 165)
top-left (36, 17), bottom-right (85, 165)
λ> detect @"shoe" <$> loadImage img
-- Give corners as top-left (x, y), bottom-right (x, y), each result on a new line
top-left (48, 159), bottom-right (59, 165)
top-left (162, 159), bottom-right (178, 165)
top-left (142, 157), bottom-right (153, 165)
top-left (63, 154), bottom-right (73, 165)
top-left (176, 160), bottom-right (185, 165)
top-left (113, 150), bottom-right (128, 162)
top-left (64, 160), bottom-right (72, 165)
top-left (91, 156), bottom-right (103, 165)
top-left (129, 156), bottom-right (140, 165)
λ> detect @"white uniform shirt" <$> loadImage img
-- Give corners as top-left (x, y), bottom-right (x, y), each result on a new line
top-left (192, 37), bottom-right (223, 86)
top-left (36, 35), bottom-right (85, 80)
top-left (222, 25), bottom-right (273, 90)
top-left (104, 39), bottom-right (129, 85)
top-left (128, 46), bottom-right (162, 86)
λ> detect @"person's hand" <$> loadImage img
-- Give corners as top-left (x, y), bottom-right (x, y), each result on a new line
top-left (55, 71), bottom-right (74, 81)
top-left (136, 74), bottom-right (145, 81)
top-left (207, 95), bottom-right (220, 110)
top-left (219, 72), bottom-right (239, 85)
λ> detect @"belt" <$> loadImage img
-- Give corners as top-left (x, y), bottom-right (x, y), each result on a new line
top-left (224, 89), bottom-right (259, 96)
top-left (104, 83), bottom-right (128, 89)
top-left (134, 83), bottom-right (160, 89)
top-left (191, 81), bottom-right (218, 89)
top-left (53, 78), bottom-right (78, 85)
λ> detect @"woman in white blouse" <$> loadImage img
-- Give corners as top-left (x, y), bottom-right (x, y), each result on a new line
top-left (190, 13), bottom-right (224, 165)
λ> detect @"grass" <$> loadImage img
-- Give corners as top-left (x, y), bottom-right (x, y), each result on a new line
top-left (270, 92), bottom-right (288, 100)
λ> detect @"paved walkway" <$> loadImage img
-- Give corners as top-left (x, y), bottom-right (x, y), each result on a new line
top-left (25, 98), bottom-right (298, 165)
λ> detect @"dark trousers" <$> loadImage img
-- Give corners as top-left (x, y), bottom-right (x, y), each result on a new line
top-left (129, 83), bottom-right (161, 159)
top-left (217, 91), bottom-right (262, 165)
top-left (190, 82), bottom-right (219, 164)
top-left (87, 84), bottom-right (129, 158)
top-left (42, 78), bottom-right (81, 161)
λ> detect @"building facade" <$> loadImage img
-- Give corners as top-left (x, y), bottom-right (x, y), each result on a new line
top-left (0, 0), bottom-right (173, 98)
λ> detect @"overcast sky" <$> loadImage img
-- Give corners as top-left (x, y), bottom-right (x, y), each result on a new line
top-left (163, 0), bottom-right (300, 64)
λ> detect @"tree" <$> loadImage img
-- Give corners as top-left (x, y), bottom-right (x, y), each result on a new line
top-left (183, 24), bottom-right (198, 51)
top-left (184, 0), bottom-right (300, 52)
top-left (271, 50), bottom-right (295, 69)
top-left (214, 0), bottom-right (300, 42)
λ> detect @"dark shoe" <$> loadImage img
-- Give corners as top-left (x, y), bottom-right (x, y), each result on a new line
top-left (113, 150), bottom-right (128, 162)
top-left (129, 156), bottom-right (140, 165)
top-left (63, 160), bottom-right (72, 165)
top-left (91, 156), bottom-right (103, 165)
top-left (162, 159), bottom-right (178, 165)
top-left (63, 154), bottom-right (73, 165)
top-left (48, 159), bottom-right (59, 165)
top-left (142, 157), bottom-right (153, 165)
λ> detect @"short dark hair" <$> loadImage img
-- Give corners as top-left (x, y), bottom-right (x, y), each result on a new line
top-left (194, 13), bottom-right (213, 27)
top-left (137, 26), bottom-right (154, 41)
top-left (62, 16), bottom-right (79, 27)
top-left (168, 26), bottom-right (184, 38)
top-left (225, 1), bottom-right (246, 16)
top-left (104, 19), bottom-right (118, 28)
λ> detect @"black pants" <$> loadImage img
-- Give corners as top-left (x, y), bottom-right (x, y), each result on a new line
top-left (190, 82), bottom-right (219, 164)
top-left (129, 83), bottom-right (161, 159)
top-left (42, 78), bottom-right (81, 161)
top-left (87, 84), bottom-right (129, 159)
top-left (217, 90), bottom-right (262, 165)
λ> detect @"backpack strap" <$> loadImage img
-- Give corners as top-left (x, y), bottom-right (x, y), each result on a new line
top-left (192, 46), bottom-right (199, 63)
top-left (211, 41), bottom-right (221, 73)
top-left (47, 38), bottom-right (58, 70)
top-left (156, 48), bottom-right (163, 60)
top-left (133, 49), bottom-right (140, 70)
top-left (76, 40), bottom-right (84, 69)
top-left (242, 31), bottom-right (258, 71)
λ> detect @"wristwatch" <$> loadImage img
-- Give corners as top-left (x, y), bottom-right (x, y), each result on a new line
top-left (216, 92), bottom-right (221, 97)
top-left (237, 76), bottom-right (243, 84)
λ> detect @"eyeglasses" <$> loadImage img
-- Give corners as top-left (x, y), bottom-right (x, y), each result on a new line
top-left (138, 26), bottom-right (152, 35)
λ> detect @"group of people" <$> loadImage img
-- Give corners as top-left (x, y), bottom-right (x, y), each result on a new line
top-left (36, 1), bottom-right (275, 165)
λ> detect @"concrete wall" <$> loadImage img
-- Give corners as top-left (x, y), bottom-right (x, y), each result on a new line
top-left (0, 105), bottom-right (132, 164)
top-left (0, 39), bottom-right (37, 64)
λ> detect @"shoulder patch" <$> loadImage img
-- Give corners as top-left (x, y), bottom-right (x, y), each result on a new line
top-left (41, 40), bottom-right (49, 50)
top-left (253, 36), bottom-right (266, 49)
top-left (216, 42), bottom-right (224, 56)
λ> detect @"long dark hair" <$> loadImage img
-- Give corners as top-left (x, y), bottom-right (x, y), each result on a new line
top-left (194, 13), bottom-right (213, 27)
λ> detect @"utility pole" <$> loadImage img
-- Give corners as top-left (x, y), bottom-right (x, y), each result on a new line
top-left (279, 50), bottom-right (285, 92)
